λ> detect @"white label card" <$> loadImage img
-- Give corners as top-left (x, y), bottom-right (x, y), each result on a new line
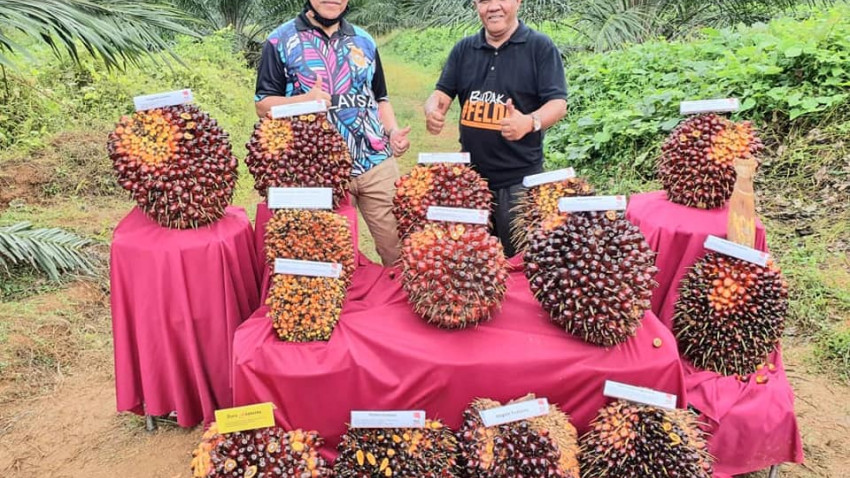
top-left (134, 89), bottom-right (192, 111)
top-left (274, 259), bottom-right (342, 278)
top-left (271, 100), bottom-right (328, 119)
top-left (418, 153), bottom-right (471, 164)
top-left (523, 168), bottom-right (576, 188)
top-left (267, 188), bottom-right (333, 210)
top-left (704, 235), bottom-right (769, 267)
top-left (558, 196), bottom-right (627, 213)
top-left (350, 411), bottom-right (426, 429)
top-left (426, 206), bottom-right (489, 225)
top-left (680, 98), bottom-right (740, 115)
top-left (604, 381), bottom-right (677, 410)
top-left (479, 398), bottom-right (550, 427)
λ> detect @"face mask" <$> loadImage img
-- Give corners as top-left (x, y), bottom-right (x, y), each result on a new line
top-left (304, 0), bottom-right (350, 28)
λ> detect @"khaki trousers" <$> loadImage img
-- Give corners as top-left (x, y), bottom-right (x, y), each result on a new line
top-left (349, 157), bottom-right (401, 266)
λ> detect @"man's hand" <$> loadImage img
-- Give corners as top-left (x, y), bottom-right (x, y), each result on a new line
top-left (390, 125), bottom-right (412, 157)
top-left (305, 75), bottom-right (331, 108)
top-left (500, 99), bottom-right (533, 141)
top-left (425, 96), bottom-right (448, 135)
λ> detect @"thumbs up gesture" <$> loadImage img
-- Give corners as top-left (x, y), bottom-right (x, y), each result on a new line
top-left (305, 75), bottom-right (332, 108)
top-left (390, 125), bottom-right (412, 157)
top-left (426, 96), bottom-right (448, 135)
top-left (500, 99), bottom-right (533, 141)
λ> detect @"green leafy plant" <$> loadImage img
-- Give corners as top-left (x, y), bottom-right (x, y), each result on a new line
top-left (0, 222), bottom-right (96, 280)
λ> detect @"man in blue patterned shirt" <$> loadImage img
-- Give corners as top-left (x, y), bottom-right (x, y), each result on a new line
top-left (255, 0), bottom-right (410, 266)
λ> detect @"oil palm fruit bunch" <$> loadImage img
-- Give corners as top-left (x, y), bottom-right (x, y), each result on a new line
top-left (267, 275), bottom-right (346, 342)
top-left (108, 104), bottom-right (238, 229)
top-left (264, 209), bottom-right (355, 285)
top-left (245, 113), bottom-right (352, 207)
top-left (511, 177), bottom-right (595, 253)
top-left (335, 419), bottom-right (460, 477)
top-left (673, 253), bottom-right (788, 376)
top-left (580, 400), bottom-right (712, 478)
top-left (524, 210), bottom-right (658, 346)
top-left (457, 395), bottom-right (580, 478)
top-left (659, 113), bottom-right (763, 209)
top-left (191, 423), bottom-right (332, 477)
top-left (400, 223), bottom-right (509, 328)
top-left (393, 164), bottom-right (492, 239)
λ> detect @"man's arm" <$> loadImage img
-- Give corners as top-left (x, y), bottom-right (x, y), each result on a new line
top-left (500, 98), bottom-right (567, 141)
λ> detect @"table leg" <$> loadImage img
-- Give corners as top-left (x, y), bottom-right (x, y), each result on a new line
top-left (768, 465), bottom-right (780, 478)
top-left (145, 415), bottom-right (157, 432)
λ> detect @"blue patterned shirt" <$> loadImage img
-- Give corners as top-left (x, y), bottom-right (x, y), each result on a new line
top-left (255, 14), bottom-right (392, 177)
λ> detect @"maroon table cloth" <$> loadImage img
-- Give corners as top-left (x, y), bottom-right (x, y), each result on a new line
top-left (625, 190), bottom-right (767, 329)
top-left (232, 259), bottom-right (687, 460)
top-left (254, 197), bottom-right (359, 304)
top-left (111, 206), bottom-right (261, 427)
top-left (626, 191), bottom-right (802, 474)
top-left (686, 348), bottom-right (804, 476)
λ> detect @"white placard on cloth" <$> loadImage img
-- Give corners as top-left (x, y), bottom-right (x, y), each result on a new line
top-left (522, 168), bottom-right (577, 188)
top-left (479, 398), bottom-right (550, 427)
top-left (680, 98), bottom-right (740, 115)
top-left (273, 259), bottom-right (342, 278)
top-left (271, 100), bottom-right (328, 119)
top-left (704, 235), bottom-right (769, 267)
top-left (426, 206), bottom-right (489, 225)
top-left (418, 153), bottom-right (471, 164)
top-left (558, 195), bottom-right (627, 213)
top-left (604, 381), bottom-right (677, 410)
top-left (350, 411), bottom-right (426, 429)
top-left (267, 188), bottom-right (333, 210)
top-left (134, 89), bottom-right (192, 111)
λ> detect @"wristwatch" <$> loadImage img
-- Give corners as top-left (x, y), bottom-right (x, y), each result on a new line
top-left (531, 113), bottom-right (542, 133)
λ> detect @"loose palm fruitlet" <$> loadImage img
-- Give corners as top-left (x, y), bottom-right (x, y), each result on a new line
top-left (659, 113), bottom-right (764, 209)
top-left (335, 419), bottom-right (460, 478)
top-left (108, 104), bottom-right (238, 228)
top-left (580, 400), bottom-right (712, 478)
top-left (190, 423), bottom-right (332, 477)
top-left (400, 223), bottom-right (509, 328)
top-left (458, 396), bottom-right (580, 478)
top-left (267, 275), bottom-right (346, 342)
top-left (674, 253), bottom-right (788, 376)
top-left (245, 113), bottom-right (352, 207)
top-left (511, 177), bottom-right (595, 253)
top-left (393, 164), bottom-right (492, 239)
top-left (524, 211), bottom-right (658, 346)
top-left (265, 209), bottom-right (355, 285)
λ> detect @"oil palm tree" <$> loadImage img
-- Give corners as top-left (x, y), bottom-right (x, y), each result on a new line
top-left (0, 0), bottom-right (196, 69)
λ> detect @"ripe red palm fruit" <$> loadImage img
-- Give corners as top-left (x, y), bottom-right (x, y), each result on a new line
top-left (107, 104), bottom-right (238, 229)
top-left (674, 253), bottom-right (788, 376)
top-left (659, 113), bottom-right (763, 209)
top-left (400, 223), bottom-right (509, 328)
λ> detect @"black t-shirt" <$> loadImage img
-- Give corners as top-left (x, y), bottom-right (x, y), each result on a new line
top-left (436, 22), bottom-right (567, 189)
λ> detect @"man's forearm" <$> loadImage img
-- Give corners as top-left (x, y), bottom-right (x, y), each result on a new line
top-left (532, 99), bottom-right (568, 130)
top-left (377, 101), bottom-right (399, 135)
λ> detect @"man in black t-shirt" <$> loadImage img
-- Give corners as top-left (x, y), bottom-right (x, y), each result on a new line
top-left (424, 0), bottom-right (567, 257)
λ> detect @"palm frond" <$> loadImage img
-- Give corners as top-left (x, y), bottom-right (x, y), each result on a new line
top-left (0, 222), bottom-right (97, 281)
top-left (0, 0), bottom-right (197, 70)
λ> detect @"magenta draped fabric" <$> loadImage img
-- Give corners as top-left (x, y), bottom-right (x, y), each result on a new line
top-left (626, 191), bottom-right (803, 474)
top-left (233, 258), bottom-right (686, 461)
top-left (111, 207), bottom-right (261, 427)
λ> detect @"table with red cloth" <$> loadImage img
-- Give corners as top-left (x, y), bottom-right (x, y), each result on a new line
top-left (111, 206), bottom-right (261, 427)
top-left (626, 190), bottom-right (803, 474)
top-left (232, 258), bottom-right (687, 461)
top-left (253, 196), bottom-right (359, 303)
